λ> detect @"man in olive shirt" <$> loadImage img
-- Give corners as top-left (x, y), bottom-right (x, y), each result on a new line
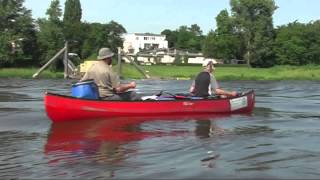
top-left (81, 48), bottom-right (140, 101)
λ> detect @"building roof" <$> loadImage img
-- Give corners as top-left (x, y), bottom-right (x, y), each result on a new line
top-left (134, 33), bottom-right (165, 37)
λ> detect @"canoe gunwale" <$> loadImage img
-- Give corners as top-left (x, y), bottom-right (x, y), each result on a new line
top-left (45, 90), bottom-right (255, 103)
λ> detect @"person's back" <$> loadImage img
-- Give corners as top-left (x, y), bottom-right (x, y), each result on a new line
top-left (81, 61), bottom-right (118, 98)
top-left (190, 59), bottom-right (237, 98)
top-left (194, 71), bottom-right (211, 97)
top-left (80, 47), bottom-right (140, 101)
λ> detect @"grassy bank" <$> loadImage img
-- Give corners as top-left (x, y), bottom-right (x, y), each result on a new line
top-left (121, 64), bottom-right (320, 80)
top-left (0, 68), bottom-right (64, 78)
top-left (1, 65), bottom-right (320, 80)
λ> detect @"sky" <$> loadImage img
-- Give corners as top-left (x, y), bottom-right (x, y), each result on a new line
top-left (24, 0), bottom-right (320, 34)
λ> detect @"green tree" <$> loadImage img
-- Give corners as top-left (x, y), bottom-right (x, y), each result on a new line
top-left (0, 0), bottom-right (37, 67)
top-left (203, 10), bottom-right (240, 61)
top-left (105, 21), bottom-right (127, 52)
top-left (305, 21), bottom-right (320, 65)
top-left (161, 29), bottom-right (178, 48)
top-left (274, 22), bottom-right (306, 65)
top-left (176, 25), bottom-right (203, 52)
top-left (203, 31), bottom-right (216, 58)
top-left (216, 10), bottom-right (233, 35)
top-left (189, 24), bottom-right (203, 36)
top-left (37, 0), bottom-right (64, 70)
top-left (161, 24), bottom-right (203, 52)
top-left (63, 0), bottom-right (82, 54)
top-left (81, 21), bottom-right (126, 59)
top-left (46, 0), bottom-right (62, 23)
top-left (176, 26), bottom-right (192, 50)
top-left (231, 0), bottom-right (277, 67)
top-left (274, 21), bottom-right (320, 65)
top-left (81, 22), bottom-right (104, 59)
top-left (188, 24), bottom-right (204, 52)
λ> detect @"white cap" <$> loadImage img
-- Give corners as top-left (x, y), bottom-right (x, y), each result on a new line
top-left (202, 59), bottom-right (217, 67)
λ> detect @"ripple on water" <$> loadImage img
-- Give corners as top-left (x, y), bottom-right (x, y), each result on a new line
top-left (0, 92), bottom-right (39, 102)
top-left (0, 131), bottom-right (48, 178)
top-left (0, 79), bottom-right (320, 178)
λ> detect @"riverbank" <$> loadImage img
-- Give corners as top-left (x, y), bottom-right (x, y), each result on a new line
top-left (0, 68), bottom-right (64, 79)
top-left (122, 64), bottom-right (320, 80)
top-left (1, 65), bottom-right (319, 80)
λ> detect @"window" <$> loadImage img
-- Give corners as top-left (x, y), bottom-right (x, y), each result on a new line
top-left (136, 37), bottom-right (139, 40)
top-left (144, 43), bottom-right (151, 49)
top-left (152, 44), bottom-right (159, 49)
top-left (144, 37), bottom-right (148, 40)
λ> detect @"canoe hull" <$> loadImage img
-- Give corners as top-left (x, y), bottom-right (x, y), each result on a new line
top-left (45, 90), bottom-right (255, 122)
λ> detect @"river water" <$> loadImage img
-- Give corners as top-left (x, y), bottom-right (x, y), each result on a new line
top-left (0, 78), bottom-right (319, 179)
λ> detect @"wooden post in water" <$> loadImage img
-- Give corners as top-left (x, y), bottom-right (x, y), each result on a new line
top-left (32, 46), bottom-right (66, 78)
top-left (117, 47), bottom-right (122, 78)
top-left (123, 54), bottom-right (150, 79)
top-left (63, 41), bottom-right (69, 79)
top-left (32, 41), bottom-right (80, 79)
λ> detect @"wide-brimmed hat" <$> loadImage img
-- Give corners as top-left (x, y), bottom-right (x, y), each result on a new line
top-left (97, 48), bottom-right (114, 60)
top-left (202, 59), bottom-right (217, 67)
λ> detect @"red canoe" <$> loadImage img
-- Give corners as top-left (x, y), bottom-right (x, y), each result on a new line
top-left (44, 90), bottom-right (255, 123)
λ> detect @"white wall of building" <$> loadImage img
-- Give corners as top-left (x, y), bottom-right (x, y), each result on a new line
top-left (161, 55), bottom-right (175, 63)
top-left (123, 33), bottom-right (168, 54)
top-left (187, 57), bottom-right (205, 64)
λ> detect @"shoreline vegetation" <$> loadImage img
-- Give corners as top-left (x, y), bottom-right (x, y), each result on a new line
top-left (0, 65), bottom-right (319, 80)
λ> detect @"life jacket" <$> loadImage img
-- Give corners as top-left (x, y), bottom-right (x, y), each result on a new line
top-left (194, 71), bottom-right (210, 97)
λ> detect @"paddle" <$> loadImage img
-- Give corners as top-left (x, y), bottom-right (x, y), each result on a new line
top-left (156, 91), bottom-right (190, 99)
top-left (141, 91), bottom-right (190, 101)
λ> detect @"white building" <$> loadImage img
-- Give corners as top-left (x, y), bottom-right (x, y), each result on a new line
top-left (123, 33), bottom-right (168, 54)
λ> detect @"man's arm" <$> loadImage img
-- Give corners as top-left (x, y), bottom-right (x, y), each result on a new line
top-left (215, 88), bottom-right (237, 98)
top-left (80, 63), bottom-right (96, 82)
top-left (189, 81), bottom-right (195, 94)
top-left (210, 74), bottom-right (236, 97)
top-left (114, 82), bottom-right (136, 93)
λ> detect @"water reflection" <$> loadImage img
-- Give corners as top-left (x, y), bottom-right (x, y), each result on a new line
top-left (45, 117), bottom-right (153, 161)
top-left (44, 117), bottom-right (155, 178)
top-left (44, 115), bottom-right (231, 175)
top-left (195, 118), bottom-right (231, 138)
top-left (195, 120), bottom-right (211, 139)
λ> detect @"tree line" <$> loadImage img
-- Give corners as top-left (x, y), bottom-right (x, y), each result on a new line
top-left (163, 0), bottom-right (320, 67)
top-left (0, 0), bottom-right (125, 69)
top-left (0, 0), bottom-right (319, 69)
